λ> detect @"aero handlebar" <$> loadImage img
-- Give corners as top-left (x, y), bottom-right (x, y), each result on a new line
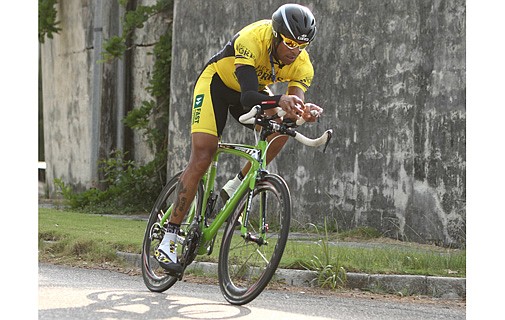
top-left (238, 105), bottom-right (261, 124)
top-left (292, 129), bottom-right (333, 148)
top-left (238, 105), bottom-right (333, 149)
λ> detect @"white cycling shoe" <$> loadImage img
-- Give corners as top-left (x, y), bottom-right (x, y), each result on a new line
top-left (155, 231), bottom-right (183, 275)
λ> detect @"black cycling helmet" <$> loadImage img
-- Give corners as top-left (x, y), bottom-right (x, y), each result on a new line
top-left (272, 4), bottom-right (317, 43)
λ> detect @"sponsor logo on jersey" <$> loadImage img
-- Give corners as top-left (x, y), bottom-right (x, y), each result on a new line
top-left (236, 43), bottom-right (255, 60)
top-left (192, 94), bottom-right (204, 124)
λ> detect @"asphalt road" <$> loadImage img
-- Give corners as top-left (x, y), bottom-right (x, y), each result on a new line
top-left (38, 263), bottom-right (465, 320)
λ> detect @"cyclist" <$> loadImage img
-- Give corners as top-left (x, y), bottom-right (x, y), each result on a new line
top-left (155, 3), bottom-right (323, 274)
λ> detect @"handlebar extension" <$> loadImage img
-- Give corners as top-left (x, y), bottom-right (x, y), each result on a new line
top-left (238, 105), bottom-right (332, 151)
top-left (238, 105), bottom-right (261, 124)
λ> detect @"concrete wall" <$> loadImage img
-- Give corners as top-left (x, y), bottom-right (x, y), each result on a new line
top-left (41, 0), bottom-right (465, 246)
top-left (41, 0), bottom-right (98, 191)
top-left (168, 0), bottom-right (465, 245)
top-left (41, 0), bottom-right (167, 192)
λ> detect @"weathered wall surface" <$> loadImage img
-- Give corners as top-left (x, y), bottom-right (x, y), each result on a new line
top-left (41, 0), bottom-right (98, 192)
top-left (41, 0), bottom-right (465, 246)
top-left (168, 0), bottom-right (465, 245)
top-left (41, 0), bottom-right (166, 192)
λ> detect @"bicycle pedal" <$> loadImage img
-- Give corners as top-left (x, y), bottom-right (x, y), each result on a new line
top-left (163, 268), bottom-right (184, 280)
top-left (150, 223), bottom-right (164, 240)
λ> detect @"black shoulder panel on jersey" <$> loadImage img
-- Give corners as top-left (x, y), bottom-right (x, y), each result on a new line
top-left (208, 33), bottom-right (239, 64)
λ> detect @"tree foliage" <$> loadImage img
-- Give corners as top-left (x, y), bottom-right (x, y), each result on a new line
top-left (39, 0), bottom-right (61, 43)
top-left (102, 0), bottom-right (172, 61)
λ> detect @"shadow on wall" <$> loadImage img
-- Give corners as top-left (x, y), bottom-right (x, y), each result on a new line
top-left (403, 180), bottom-right (465, 247)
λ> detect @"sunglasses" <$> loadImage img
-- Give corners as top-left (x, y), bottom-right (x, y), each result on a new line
top-left (280, 33), bottom-right (310, 50)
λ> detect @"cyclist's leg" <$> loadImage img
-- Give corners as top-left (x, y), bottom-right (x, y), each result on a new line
top-left (170, 133), bottom-right (218, 225)
top-left (155, 133), bottom-right (217, 272)
top-left (223, 105), bottom-right (288, 200)
top-left (230, 105), bottom-right (289, 177)
top-left (156, 65), bottom-right (227, 272)
top-left (170, 65), bottom-right (229, 224)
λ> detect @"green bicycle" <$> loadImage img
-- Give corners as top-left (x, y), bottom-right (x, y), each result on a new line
top-left (141, 105), bottom-right (332, 305)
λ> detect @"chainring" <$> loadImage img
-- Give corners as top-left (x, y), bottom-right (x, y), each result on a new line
top-left (180, 221), bottom-right (201, 268)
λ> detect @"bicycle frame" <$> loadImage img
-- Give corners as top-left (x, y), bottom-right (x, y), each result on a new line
top-left (158, 138), bottom-right (270, 256)
top-left (198, 139), bottom-right (269, 253)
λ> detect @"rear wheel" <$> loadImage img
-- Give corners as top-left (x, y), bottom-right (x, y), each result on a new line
top-left (141, 172), bottom-right (204, 292)
top-left (218, 174), bottom-right (291, 305)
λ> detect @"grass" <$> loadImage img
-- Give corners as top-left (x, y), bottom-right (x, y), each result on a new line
top-left (38, 208), bottom-right (466, 278)
top-left (39, 208), bottom-right (145, 266)
top-left (282, 242), bottom-right (465, 277)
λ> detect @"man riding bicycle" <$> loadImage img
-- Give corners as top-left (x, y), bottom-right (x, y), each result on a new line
top-left (155, 3), bottom-right (324, 274)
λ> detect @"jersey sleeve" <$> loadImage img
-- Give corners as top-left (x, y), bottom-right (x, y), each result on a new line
top-left (233, 32), bottom-right (261, 67)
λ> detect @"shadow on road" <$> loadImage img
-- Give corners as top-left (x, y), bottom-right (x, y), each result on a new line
top-left (39, 289), bottom-right (251, 320)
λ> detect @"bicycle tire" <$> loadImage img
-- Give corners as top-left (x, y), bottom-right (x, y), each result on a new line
top-left (141, 171), bottom-right (204, 292)
top-left (218, 174), bottom-right (291, 305)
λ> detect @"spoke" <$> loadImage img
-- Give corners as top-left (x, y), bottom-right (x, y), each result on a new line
top-left (255, 248), bottom-right (269, 264)
top-left (229, 240), bottom-right (250, 251)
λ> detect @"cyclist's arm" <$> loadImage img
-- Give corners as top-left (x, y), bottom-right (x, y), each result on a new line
top-left (235, 64), bottom-right (303, 117)
top-left (235, 65), bottom-right (281, 109)
top-left (286, 86), bottom-right (304, 103)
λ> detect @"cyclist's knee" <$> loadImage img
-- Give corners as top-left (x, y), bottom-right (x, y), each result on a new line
top-left (187, 133), bottom-right (218, 174)
top-left (188, 152), bottom-right (213, 174)
top-left (268, 133), bottom-right (288, 145)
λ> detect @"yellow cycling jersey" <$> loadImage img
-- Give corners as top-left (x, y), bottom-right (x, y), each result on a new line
top-left (208, 19), bottom-right (314, 93)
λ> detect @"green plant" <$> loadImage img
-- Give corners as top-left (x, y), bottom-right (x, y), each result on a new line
top-left (339, 226), bottom-right (382, 240)
top-left (102, 0), bottom-right (173, 62)
top-left (55, 150), bottom-right (164, 214)
top-left (121, 30), bottom-right (172, 155)
top-left (39, 0), bottom-right (61, 43)
top-left (304, 219), bottom-right (347, 289)
top-left (308, 255), bottom-right (347, 290)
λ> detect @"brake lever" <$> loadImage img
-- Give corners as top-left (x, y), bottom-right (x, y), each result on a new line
top-left (265, 113), bottom-right (281, 121)
top-left (282, 118), bottom-right (298, 128)
top-left (322, 130), bottom-right (332, 153)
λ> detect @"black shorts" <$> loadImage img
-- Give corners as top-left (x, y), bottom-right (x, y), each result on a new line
top-left (190, 64), bottom-right (259, 137)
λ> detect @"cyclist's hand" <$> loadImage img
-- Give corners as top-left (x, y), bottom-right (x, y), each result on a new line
top-left (302, 103), bottom-right (323, 122)
top-left (278, 94), bottom-right (304, 120)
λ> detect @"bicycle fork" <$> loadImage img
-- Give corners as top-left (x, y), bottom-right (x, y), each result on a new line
top-left (241, 180), bottom-right (269, 246)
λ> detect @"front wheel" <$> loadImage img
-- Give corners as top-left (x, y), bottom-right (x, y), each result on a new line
top-left (218, 174), bottom-right (291, 305)
top-left (141, 172), bottom-right (204, 292)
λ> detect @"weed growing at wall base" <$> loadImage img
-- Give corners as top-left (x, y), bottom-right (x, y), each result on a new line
top-left (304, 220), bottom-right (348, 289)
top-left (54, 150), bottom-right (163, 214)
